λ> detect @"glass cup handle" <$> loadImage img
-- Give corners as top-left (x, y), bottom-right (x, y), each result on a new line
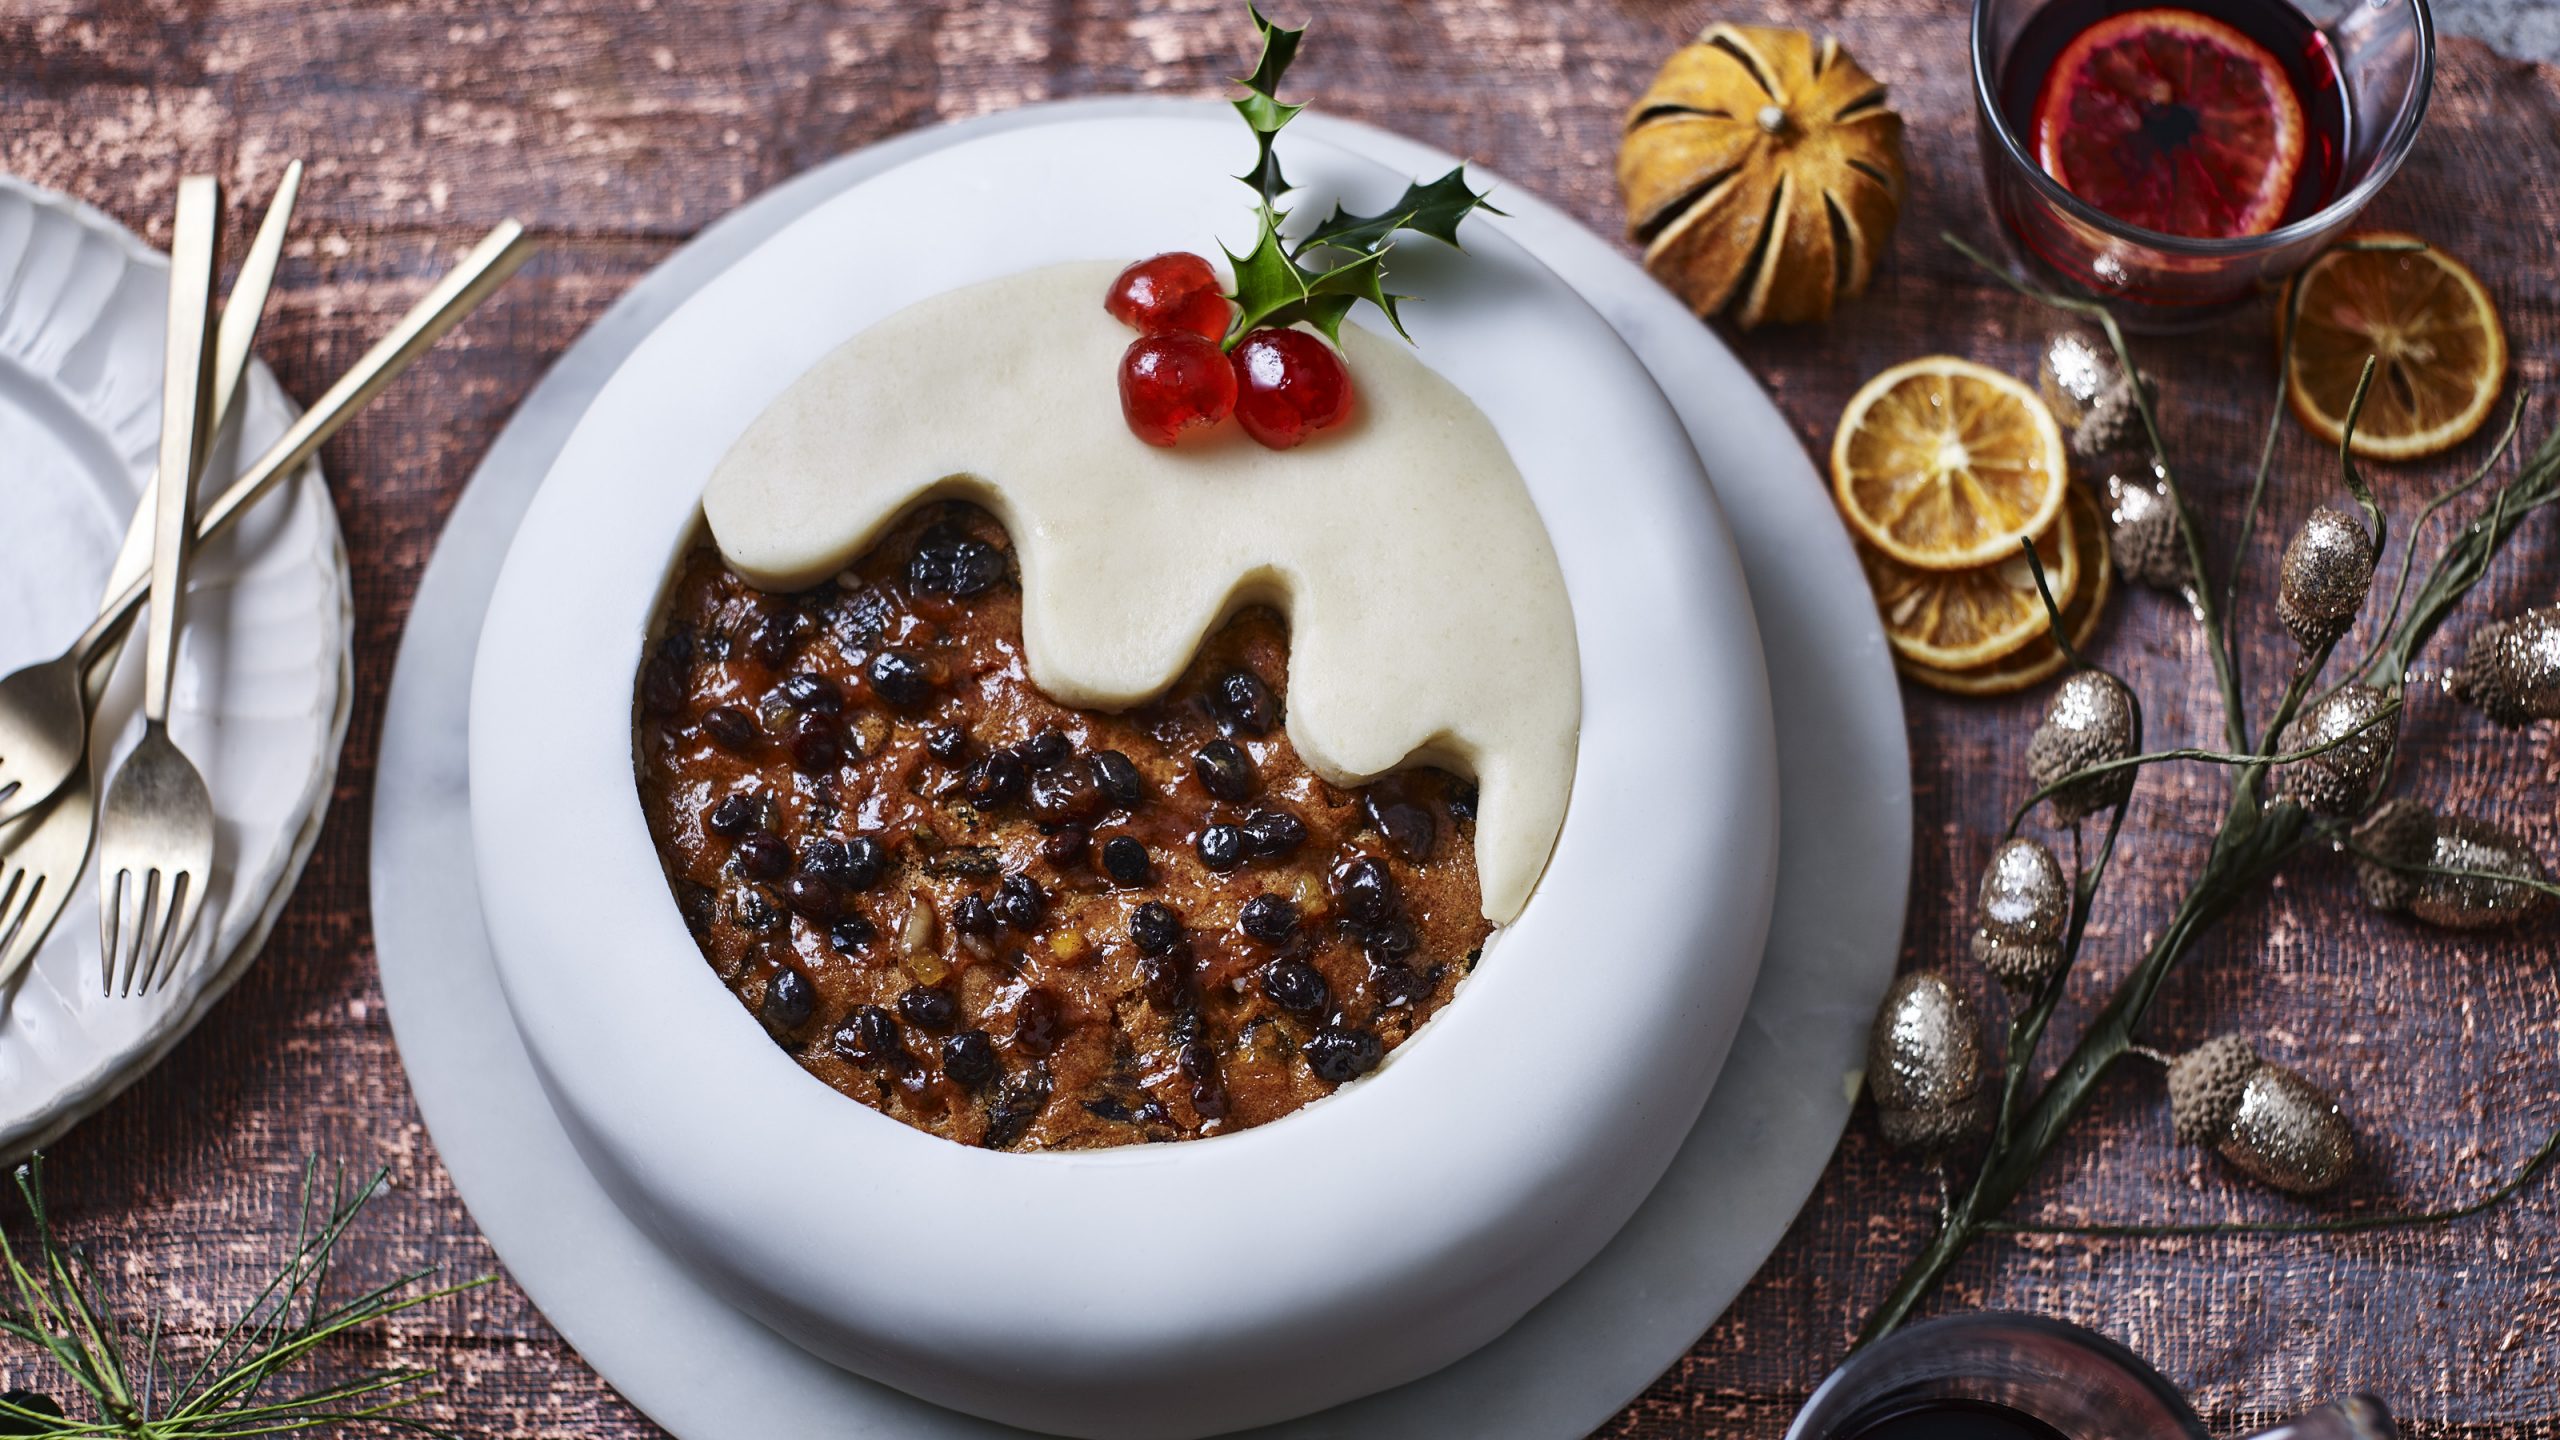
top-left (2236, 1395), bottom-right (2396, 1440)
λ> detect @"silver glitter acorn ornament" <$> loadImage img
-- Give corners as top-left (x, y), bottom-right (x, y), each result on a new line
top-left (2106, 473), bottom-right (2189, 592)
top-left (2028, 671), bottom-right (2141, 822)
top-left (2166, 1035), bottom-right (2353, 1194)
top-left (2273, 683), bottom-right (2397, 816)
top-left (2276, 506), bottom-right (2377, 650)
top-left (1969, 837), bottom-right (2069, 996)
top-left (2352, 798), bottom-right (2550, 929)
top-left (2447, 604), bottom-right (2560, 726)
top-left (1866, 971), bottom-right (1990, 1152)
top-left (2037, 330), bottom-right (2146, 460)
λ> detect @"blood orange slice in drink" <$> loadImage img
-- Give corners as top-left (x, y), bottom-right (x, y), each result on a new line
top-left (2031, 6), bottom-right (2306, 239)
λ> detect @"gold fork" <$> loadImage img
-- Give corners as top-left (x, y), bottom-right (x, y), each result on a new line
top-left (94, 174), bottom-right (227, 997)
top-left (3, 214), bottom-right (533, 994)
top-left (0, 162), bottom-right (301, 994)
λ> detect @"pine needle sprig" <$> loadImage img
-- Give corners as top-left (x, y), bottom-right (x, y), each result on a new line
top-left (1218, 7), bottom-right (1499, 348)
top-left (0, 1157), bottom-right (490, 1438)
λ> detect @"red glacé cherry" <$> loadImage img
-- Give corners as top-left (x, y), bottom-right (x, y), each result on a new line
top-left (1230, 328), bottom-right (1354, 449)
top-left (1119, 332), bottom-right (1238, 447)
top-left (1104, 251), bottom-right (1232, 342)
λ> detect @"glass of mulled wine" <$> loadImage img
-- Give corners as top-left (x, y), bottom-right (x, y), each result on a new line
top-left (1786, 1312), bottom-right (2398, 1440)
top-left (1972, 0), bottom-right (2433, 326)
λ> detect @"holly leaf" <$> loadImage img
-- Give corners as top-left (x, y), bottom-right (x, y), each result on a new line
top-left (1223, 221), bottom-right (1311, 335)
top-left (1213, 5), bottom-right (1484, 349)
top-left (1298, 167), bottom-right (1503, 257)
top-left (1302, 250), bottom-right (1407, 342)
top-left (1232, 6), bottom-right (1305, 214)
top-left (1225, 228), bottom-right (1410, 345)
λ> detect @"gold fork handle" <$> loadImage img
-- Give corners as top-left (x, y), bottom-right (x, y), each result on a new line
top-left (74, 220), bottom-right (535, 665)
top-left (142, 176), bottom-right (226, 728)
top-left (97, 162), bottom-right (303, 615)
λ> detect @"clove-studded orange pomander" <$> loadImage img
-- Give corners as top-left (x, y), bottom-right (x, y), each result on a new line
top-left (1617, 24), bottom-right (1906, 328)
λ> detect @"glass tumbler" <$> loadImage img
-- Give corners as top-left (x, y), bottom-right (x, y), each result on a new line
top-left (1787, 1312), bottom-right (2397, 1440)
top-left (1972, 0), bottom-right (2434, 328)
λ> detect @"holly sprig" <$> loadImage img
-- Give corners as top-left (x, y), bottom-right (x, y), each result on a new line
top-left (1219, 6), bottom-right (1500, 350)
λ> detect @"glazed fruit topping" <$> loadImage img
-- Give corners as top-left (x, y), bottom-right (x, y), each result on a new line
top-left (1118, 332), bottom-right (1237, 448)
top-left (736, 831), bottom-right (791, 880)
top-left (908, 522), bottom-right (1008, 597)
top-left (1240, 807), bottom-right (1307, 859)
top-left (1260, 957), bottom-right (1329, 1015)
top-left (867, 649), bottom-right (935, 708)
top-left (1100, 835), bottom-right (1153, 887)
top-left (1302, 1025), bottom-right (1384, 1084)
top-left (1099, 10), bottom-right (1493, 450)
top-left (1240, 893), bottom-right (1300, 943)
top-left (706, 792), bottom-right (761, 838)
top-left (1231, 328), bottom-right (1355, 449)
top-left (1335, 854), bottom-right (1397, 923)
top-left (942, 1030), bottom-right (998, 1089)
top-left (1192, 739), bottom-right (1258, 801)
top-left (702, 704), bottom-right (759, 754)
top-left (1090, 749), bottom-right (1148, 809)
top-left (1130, 901), bottom-right (1185, 956)
top-left (1210, 668), bottom-right (1279, 735)
top-left (1196, 823), bottom-right (1245, 872)
top-left (834, 1005), bottom-right (904, 1065)
top-left (761, 967), bottom-right (816, 1035)
top-left (1103, 251), bottom-right (1233, 342)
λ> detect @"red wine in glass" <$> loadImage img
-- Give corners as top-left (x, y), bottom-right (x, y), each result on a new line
top-left (1999, 0), bottom-right (2350, 239)
top-left (1837, 1398), bottom-right (2072, 1440)
top-left (1967, 0), bottom-right (2427, 324)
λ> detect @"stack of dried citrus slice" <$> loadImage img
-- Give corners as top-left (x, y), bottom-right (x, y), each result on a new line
top-left (1832, 357), bottom-right (2109, 695)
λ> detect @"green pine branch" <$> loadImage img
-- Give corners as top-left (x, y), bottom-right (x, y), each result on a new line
top-left (0, 1158), bottom-right (490, 1439)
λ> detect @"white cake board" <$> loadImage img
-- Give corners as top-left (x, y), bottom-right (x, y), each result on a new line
top-left (372, 99), bottom-right (1910, 1440)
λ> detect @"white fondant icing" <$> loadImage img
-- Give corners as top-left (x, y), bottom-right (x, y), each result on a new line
top-left (470, 113), bottom-right (1783, 1439)
top-left (702, 262), bottom-right (1579, 922)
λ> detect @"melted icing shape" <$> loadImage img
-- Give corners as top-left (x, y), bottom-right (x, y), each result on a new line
top-left (703, 262), bottom-right (1578, 922)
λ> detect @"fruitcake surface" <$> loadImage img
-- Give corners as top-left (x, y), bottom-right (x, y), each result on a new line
top-left (636, 501), bottom-right (1490, 1149)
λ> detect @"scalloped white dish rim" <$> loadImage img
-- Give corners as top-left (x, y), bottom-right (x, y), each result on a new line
top-left (0, 172), bottom-right (352, 1161)
top-left (468, 116), bottom-right (1779, 1438)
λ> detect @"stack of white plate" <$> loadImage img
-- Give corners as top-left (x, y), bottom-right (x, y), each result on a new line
top-left (0, 176), bottom-right (352, 1161)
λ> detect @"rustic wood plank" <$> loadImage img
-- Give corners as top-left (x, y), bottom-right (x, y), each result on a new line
top-left (3, 2), bottom-right (2557, 1434)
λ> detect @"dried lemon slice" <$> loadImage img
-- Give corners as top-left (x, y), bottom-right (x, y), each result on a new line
top-left (1861, 488), bottom-right (2078, 671)
top-left (2285, 234), bottom-right (2507, 461)
top-left (1901, 484), bottom-right (2112, 696)
top-left (1833, 357), bottom-right (2069, 571)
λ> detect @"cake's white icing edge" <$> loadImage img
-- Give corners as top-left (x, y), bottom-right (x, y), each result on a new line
top-left (702, 261), bottom-right (1579, 922)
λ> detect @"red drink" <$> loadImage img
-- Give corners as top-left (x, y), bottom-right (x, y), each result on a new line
top-left (1968, 0), bottom-right (2431, 326)
top-left (2002, 0), bottom-right (2349, 237)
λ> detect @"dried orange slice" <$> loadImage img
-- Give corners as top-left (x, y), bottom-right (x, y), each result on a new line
top-left (2031, 7), bottom-right (2305, 240)
top-left (2284, 235), bottom-right (2507, 460)
top-left (1901, 484), bottom-right (2113, 696)
top-left (1834, 357), bottom-right (2069, 571)
top-left (1861, 488), bottom-right (2079, 671)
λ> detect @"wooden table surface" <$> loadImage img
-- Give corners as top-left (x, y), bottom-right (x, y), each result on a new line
top-left (5, 2), bottom-right (2558, 1435)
